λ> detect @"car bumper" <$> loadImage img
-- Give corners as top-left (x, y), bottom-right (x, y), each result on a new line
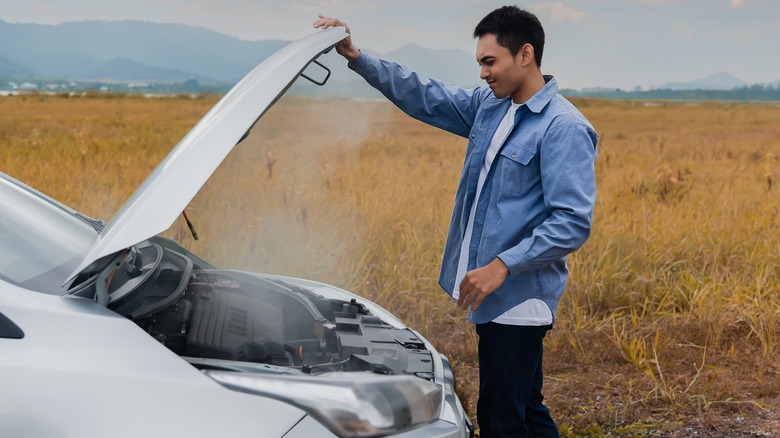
top-left (283, 416), bottom-right (473, 438)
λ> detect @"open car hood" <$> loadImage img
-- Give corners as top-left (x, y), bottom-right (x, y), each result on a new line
top-left (68, 28), bottom-right (348, 281)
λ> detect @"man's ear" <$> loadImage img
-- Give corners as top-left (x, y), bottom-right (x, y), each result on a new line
top-left (519, 43), bottom-right (534, 67)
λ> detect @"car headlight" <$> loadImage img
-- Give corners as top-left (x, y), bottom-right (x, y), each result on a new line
top-left (207, 371), bottom-right (442, 437)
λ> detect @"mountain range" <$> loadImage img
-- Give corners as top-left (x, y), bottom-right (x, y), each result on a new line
top-left (0, 18), bottom-right (483, 91)
top-left (0, 18), bottom-right (775, 93)
top-left (0, 19), bottom-right (288, 85)
top-left (658, 72), bottom-right (749, 91)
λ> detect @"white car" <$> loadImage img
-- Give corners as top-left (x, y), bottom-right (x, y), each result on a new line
top-left (0, 28), bottom-right (473, 438)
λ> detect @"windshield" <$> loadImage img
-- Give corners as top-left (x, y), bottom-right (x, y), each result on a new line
top-left (0, 177), bottom-right (97, 294)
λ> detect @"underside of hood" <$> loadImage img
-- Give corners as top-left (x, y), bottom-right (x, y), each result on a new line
top-left (67, 28), bottom-right (348, 282)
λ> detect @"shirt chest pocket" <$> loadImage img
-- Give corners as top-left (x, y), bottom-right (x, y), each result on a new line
top-left (498, 146), bottom-right (537, 196)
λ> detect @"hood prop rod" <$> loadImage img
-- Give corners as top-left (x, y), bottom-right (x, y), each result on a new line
top-left (182, 210), bottom-right (199, 240)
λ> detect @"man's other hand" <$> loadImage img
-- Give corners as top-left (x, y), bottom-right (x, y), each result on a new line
top-left (457, 258), bottom-right (510, 312)
top-left (313, 15), bottom-right (360, 62)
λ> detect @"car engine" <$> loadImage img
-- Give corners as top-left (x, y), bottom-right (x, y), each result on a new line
top-left (99, 238), bottom-right (435, 380)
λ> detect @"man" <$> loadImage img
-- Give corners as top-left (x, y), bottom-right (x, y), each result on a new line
top-left (316, 6), bottom-right (597, 437)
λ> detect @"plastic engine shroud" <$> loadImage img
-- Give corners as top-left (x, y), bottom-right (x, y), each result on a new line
top-left (103, 241), bottom-right (434, 380)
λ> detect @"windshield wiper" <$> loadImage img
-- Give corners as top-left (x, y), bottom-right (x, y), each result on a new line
top-left (74, 212), bottom-right (105, 233)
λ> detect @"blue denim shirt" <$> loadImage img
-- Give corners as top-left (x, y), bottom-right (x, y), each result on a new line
top-left (349, 53), bottom-right (598, 324)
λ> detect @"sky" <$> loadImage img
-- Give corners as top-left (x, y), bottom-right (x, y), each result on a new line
top-left (1, 0), bottom-right (778, 90)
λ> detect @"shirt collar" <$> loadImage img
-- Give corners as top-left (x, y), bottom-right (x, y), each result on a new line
top-left (524, 75), bottom-right (557, 114)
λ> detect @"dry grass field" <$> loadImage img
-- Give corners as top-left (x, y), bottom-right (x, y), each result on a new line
top-left (2, 93), bottom-right (779, 436)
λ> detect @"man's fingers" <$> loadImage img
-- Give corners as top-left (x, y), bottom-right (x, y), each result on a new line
top-left (313, 16), bottom-right (331, 28)
top-left (471, 296), bottom-right (485, 312)
top-left (458, 276), bottom-right (481, 309)
top-left (313, 15), bottom-right (347, 31)
top-left (314, 19), bottom-right (338, 29)
top-left (457, 291), bottom-right (475, 310)
top-left (457, 290), bottom-right (483, 311)
top-left (456, 289), bottom-right (467, 308)
top-left (456, 278), bottom-right (468, 307)
top-left (455, 260), bottom-right (509, 313)
top-left (456, 292), bottom-right (466, 307)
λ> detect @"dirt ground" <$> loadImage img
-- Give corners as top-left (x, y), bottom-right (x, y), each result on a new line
top-left (454, 364), bottom-right (779, 437)
top-left (444, 331), bottom-right (779, 437)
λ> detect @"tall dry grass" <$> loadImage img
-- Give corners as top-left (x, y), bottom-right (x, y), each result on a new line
top-left (2, 93), bottom-right (779, 435)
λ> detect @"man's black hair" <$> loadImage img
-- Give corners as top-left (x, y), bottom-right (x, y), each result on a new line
top-left (473, 5), bottom-right (545, 67)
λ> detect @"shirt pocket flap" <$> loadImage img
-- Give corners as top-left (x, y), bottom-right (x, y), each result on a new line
top-left (500, 146), bottom-right (536, 166)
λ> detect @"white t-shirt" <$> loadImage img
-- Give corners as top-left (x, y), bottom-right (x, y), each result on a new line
top-left (452, 102), bottom-right (553, 326)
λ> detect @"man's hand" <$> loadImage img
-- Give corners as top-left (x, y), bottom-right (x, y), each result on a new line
top-left (313, 15), bottom-right (360, 63)
top-left (456, 258), bottom-right (510, 312)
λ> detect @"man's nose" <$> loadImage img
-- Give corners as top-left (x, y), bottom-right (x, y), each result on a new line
top-left (480, 66), bottom-right (489, 80)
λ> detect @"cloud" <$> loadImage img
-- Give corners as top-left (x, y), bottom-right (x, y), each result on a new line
top-left (669, 23), bottom-right (695, 39)
top-left (387, 26), bottom-right (418, 39)
top-left (292, 0), bottom-right (344, 14)
top-left (187, 0), bottom-right (210, 13)
top-left (255, 15), bottom-right (273, 26)
top-left (34, 4), bottom-right (54, 15)
top-left (530, 3), bottom-right (586, 24)
top-left (730, 0), bottom-right (744, 8)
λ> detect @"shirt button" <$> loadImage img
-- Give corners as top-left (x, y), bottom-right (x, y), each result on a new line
top-left (471, 134), bottom-right (476, 139)
top-left (511, 153), bottom-right (516, 158)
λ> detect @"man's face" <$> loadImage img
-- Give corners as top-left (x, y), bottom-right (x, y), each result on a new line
top-left (476, 33), bottom-right (526, 101)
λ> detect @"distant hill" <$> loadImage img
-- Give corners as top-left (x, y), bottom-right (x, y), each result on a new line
top-left (0, 54), bottom-right (31, 77)
top-left (0, 18), bottom-right (481, 90)
top-left (659, 72), bottom-right (747, 91)
top-left (1, 18), bottom-right (775, 97)
top-left (0, 19), bottom-right (287, 84)
top-left (81, 57), bottom-right (218, 83)
top-left (383, 43), bottom-right (480, 88)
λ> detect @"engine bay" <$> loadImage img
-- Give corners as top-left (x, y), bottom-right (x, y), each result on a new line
top-left (89, 238), bottom-right (435, 380)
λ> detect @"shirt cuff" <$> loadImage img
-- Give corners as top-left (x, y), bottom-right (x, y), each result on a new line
top-left (347, 50), bottom-right (371, 72)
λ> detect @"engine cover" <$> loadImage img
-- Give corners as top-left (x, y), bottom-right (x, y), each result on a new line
top-left (134, 270), bottom-right (434, 379)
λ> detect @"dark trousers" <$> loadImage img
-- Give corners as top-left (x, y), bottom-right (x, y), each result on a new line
top-left (475, 322), bottom-right (559, 438)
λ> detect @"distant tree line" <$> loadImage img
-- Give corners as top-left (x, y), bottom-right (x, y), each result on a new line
top-left (5, 75), bottom-right (780, 101)
top-left (0, 77), bottom-right (230, 94)
top-left (561, 84), bottom-right (780, 101)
